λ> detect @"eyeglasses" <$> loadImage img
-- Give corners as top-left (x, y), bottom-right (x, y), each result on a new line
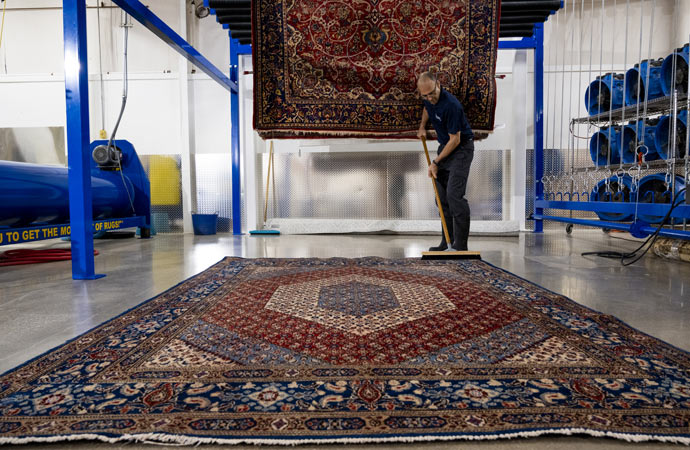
top-left (419, 83), bottom-right (438, 99)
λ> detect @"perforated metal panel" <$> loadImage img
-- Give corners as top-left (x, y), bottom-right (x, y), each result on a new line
top-left (256, 150), bottom-right (506, 223)
top-left (195, 154), bottom-right (234, 233)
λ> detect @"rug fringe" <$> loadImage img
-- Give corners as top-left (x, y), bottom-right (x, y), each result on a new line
top-left (1, 428), bottom-right (689, 446)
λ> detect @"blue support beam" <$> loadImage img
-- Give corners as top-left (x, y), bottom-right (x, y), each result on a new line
top-left (498, 29), bottom-right (544, 233)
top-left (533, 23), bottom-right (545, 233)
top-left (536, 200), bottom-right (690, 218)
top-left (533, 214), bottom-right (690, 241)
top-left (229, 38), bottom-right (253, 235)
top-left (111, 0), bottom-right (237, 93)
top-left (236, 43), bottom-right (252, 55)
top-left (498, 37), bottom-right (537, 50)
top-left (63, 0), bottom-right (103, 280)
top-left (230, 38), bottom-right (242, 235)
top-left (499, 32), bottom-right (544, 233)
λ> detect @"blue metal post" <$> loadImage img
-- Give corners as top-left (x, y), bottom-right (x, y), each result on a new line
top-left (63, 0), bottom-right (103, 280)
top-left (230, 37), bottom-right (242, 234)
top-left (533, 23), bottom-right (545, 233)
top-left (498, 38), bottom-right (537, 50)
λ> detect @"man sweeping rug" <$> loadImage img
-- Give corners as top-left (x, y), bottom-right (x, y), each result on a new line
top-left (1, 257), bottom-right (689, 445)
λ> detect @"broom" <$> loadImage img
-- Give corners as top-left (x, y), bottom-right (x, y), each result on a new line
top-left (250, 140), bottom-right (281, 235)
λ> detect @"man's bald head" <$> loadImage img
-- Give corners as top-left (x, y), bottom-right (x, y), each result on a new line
top-left (417, 71), bottom-right (441, 104)
top-left (418, 71), bottom-right (437, 84)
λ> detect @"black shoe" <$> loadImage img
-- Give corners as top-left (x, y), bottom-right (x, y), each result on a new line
top-left (429, 220), bottom-right (453, 251)
top-left (428, 242), bottom-right (448, 251)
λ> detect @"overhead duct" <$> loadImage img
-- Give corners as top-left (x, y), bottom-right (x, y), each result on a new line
top-left (500, 0), bottom-right (561, 11)
top-left (500, 15), bottom-right (551, 24)
top-left (208, 0), bottom-right (250, 7)
top-left (210, 0), bottom-right (561, 44)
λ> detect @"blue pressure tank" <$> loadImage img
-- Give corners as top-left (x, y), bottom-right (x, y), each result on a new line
top-left (637, 174), bottom-right (686, 224)
top-left (585, 73), bottom-right (625, 115)
top-left (0, 161), bottom-right (135, 228)
top-left (654, 109), bottom-right (688, 160)
top-left (625, 58), bottom-right (664, 106)
top-left (591, 175), bottom-right (636, 222)
top-left (590, 127), bottom-right (622, 166)
top-left (661, 43), bottom-right (689, 96)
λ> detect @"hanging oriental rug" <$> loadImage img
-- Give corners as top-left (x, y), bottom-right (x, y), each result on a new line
top-left (1, 257), bottom-right (689, 445)
top-left (252, 0), bottom-right (500, 138)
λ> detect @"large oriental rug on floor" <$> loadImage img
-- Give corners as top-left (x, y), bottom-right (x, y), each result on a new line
top-left (252, 0), bottom-right (500, 138)
top-left (1, 258), bottom-right (689, 445)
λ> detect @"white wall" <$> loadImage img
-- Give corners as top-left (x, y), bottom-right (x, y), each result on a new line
top-left (0, 0), bottom-right (229, 157)
top-left (676, 0), bottom-right (690, 49)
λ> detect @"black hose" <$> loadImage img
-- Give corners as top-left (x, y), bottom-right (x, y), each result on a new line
top-left (582, 188), bottom-right (687, 266)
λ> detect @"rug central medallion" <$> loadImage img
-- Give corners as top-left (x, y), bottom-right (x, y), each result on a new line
top-left (318, 281), bottom-right (399, 316)
top-left (265, 275), bottom-right (456, 336)
top-left (204, 265), bottom-right (522, 364)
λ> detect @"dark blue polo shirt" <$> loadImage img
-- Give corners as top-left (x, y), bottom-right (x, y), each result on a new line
top-left (423, 88), bottom-right (474, 152)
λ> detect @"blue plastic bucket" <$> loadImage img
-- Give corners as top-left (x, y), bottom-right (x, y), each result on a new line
top-left (625, 58), bottom-right (664, 106)
top-left (637, 174), bottom-right (686, 223)
top-left (192, 213), bottom-right (218, 235)
top-left (585, 73), bottom-right (625, 115)
top-left (589, 127), bottom-right (621, 166)
top-left (661, 43), bottom-right (689, 96)
top-left (654, 109), bottom-right (688, 160)
top-left (591, 175), bottom-right (635, 222)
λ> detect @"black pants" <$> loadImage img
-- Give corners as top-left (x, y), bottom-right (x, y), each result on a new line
top-left (435, 140), bottom-right (474, 246)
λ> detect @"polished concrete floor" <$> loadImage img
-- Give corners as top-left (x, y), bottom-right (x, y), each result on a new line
top-left (0, 229), bottom-right (688, 449)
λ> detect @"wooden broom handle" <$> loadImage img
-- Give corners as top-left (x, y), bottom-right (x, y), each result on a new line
top-left (421, 137), bottom-right (452, 247)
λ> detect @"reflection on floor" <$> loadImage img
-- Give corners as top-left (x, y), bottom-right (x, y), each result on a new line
top-left (0, 230), bottom-right (687, 449)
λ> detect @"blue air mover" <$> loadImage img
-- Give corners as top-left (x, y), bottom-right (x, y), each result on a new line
top-left (661, 43), bottom-right (689, 96)
top-left (654, 109), bottom-right (688, 160)
top-left (625, 58), bottom-right (664, 106)
top-left (620, 119), bottom-right (662, 164)
top-left (585, 73), bottom-right (625, 115)
top-left (589, 127), bottom-right (621, 166)
top-left (631, 118), bottom-right (662, 161)
top-left (616, 124), bottom-right (638, 165)
top-left (591, 175), bottom-right (635, 221)
top-left (637, 174), bottom-right (686, 223)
